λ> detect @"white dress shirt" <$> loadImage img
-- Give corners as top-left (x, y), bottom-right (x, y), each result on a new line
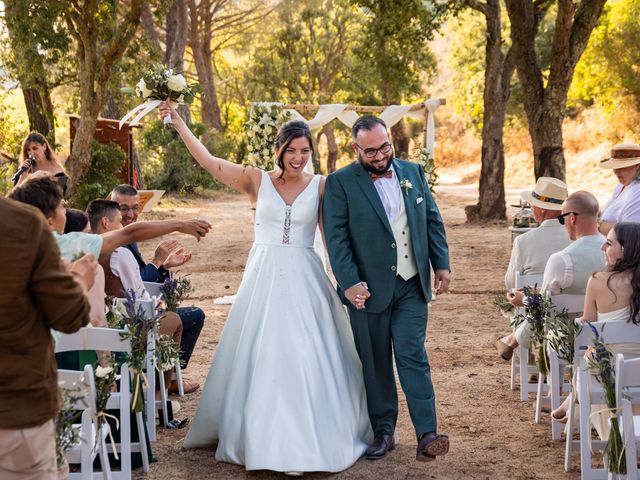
top-left (540, 251), bottom-right (573, 295)
top-left (601, 180), bottom-right (640, 224)
top-left (372, 165), bottom-right (402, 224)
top-left (110, 247), bottom-right (151, 301)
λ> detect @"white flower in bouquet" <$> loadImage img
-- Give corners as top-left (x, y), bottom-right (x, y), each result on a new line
top-left (253, 124), bottom-right (261, 132)
top-left (135, 79), bottom-right (152, 98)
top-left (95, 366), bottom-right (114, 378)
top-left (264, 125), bottom-right (273, 135)
top-left (262, 148), bottom-right (270, 157)
top-left (167, 73), bottom-right (187, 92)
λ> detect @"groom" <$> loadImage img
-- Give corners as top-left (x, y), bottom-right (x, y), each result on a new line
top-left (323, 115), bottom-right (451, 462)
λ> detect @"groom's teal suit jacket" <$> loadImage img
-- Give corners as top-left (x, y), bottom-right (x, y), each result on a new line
top-left (323, 159), bottom-right (450, 313)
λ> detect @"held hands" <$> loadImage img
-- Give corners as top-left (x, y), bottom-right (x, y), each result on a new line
top-left (345, 282), bottom-right (370, 310)
top-left (179, 219), bottom-right (212, 241)
top-left (507, 290), bottom-right (525, 307)
top-left (434, 269), bottom-right (451, 295)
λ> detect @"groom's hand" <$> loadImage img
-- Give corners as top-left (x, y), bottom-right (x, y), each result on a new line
top-left (345, 282), bottom-right (370, 310)
top-left (434, 269), bottom-right (451, 295)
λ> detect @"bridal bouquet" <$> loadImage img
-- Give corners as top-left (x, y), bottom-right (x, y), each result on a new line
top-left (119, 63), bottom-right (199, 128)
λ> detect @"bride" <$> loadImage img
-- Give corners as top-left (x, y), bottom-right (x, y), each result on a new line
top-left (158, 102), bottom-right (372, 474)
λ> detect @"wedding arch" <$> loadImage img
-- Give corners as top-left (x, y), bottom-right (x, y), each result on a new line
top-left (245, 98), bottom-right (446, 171)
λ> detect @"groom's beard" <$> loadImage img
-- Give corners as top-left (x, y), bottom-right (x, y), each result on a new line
top-left (358, 151), bottom-right (394, 175)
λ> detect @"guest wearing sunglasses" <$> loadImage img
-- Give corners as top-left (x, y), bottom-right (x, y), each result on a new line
top-left (494, 191), bottom-right (606, 359)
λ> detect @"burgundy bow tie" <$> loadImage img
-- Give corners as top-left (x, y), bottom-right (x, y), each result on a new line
top-left (370, 170), bottom-right (393, 182)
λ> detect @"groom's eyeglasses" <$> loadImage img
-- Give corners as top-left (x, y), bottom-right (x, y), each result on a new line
top-left (557, 211), bottom-right (579, 225)
top-left (355, 142), bottom-right (393, 159)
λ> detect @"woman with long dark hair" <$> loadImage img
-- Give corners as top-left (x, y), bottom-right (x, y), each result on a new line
top-left (158, 102), bottom-right (371, 475)
top-left (15, 132), bottom-right (68, 194)
top-left (552, 222), bottom-right (640, 426)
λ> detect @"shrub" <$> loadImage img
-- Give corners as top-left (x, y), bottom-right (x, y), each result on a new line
top-left (139, 120), bottom-right (237, 193)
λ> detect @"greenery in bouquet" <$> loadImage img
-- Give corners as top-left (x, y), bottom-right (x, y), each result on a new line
top-left (160, 274), bottom-right (193, 312)
top-left (410, 147), bottom-right (439, 193)
top-left (244, 103), bottom-right (292, 170)
top-left (511, 285), bottom-right (551, 374)
top-left (119, 290), bottom-right (159, 412)
top-left (155, 334), bottom-right (182, 371)
top-left (585, 323), bottom-right (626, 475)
top-left (494, 293), bottom-right (515, 317)
top-left (122, 63), bottom-right (199, 104)
top-left (546, 307), bottom-right (582, 364)
top-left (55, 382), bottom-right (86, 467)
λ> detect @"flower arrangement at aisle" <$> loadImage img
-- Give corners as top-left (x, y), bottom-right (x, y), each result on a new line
top-left (160, 273), bottom-right (193, 312)
top-left (155, 334), bottom-right (182, 371)
top-left (493, 293), bottom-right (515, 318)
top-left (511, 285), bottom-right (551, 374)
top-left (546, 308), bottom-right (581, 364)
top-left (119, 63), bottom-right (199, 128)
top-left (55, 382), bottom-right (86, 471)
top-left (116, 290), bottom-right (159, 412)
top-left (244, 103), bottom-right (293, 170)
top-left (94, 355), bottom-right (120, 457)
top-left (410, 147), bottom-right (439, 193)
top-left (585, 323), bottom-right (626, 476)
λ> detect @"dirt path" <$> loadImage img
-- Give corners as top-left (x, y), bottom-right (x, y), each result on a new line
top-left (134, 187), bottom-right (579, 479)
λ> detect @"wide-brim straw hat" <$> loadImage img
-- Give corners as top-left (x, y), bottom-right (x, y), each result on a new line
top-left (599, 142), bottom-right (640, 169)
top-left (520, 177), bottom-right (568, 211)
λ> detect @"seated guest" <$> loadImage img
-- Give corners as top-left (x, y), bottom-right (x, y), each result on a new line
top-left (65, 208), bottom-right (91, 233)
top-left (494, 191), bottom-right (606, 360)
top-left (111, 185), bottom-right (205, 394)
top-left (598, 142), bottom-right (640, 234)
top-left (504, 177), bottom-right (572, 290)
top-left (0, 196), bottom-right (90, 479)
top-left (551, 222), bottom-right (640, 432)
top-left (88, 199), bottom-right (196, 394)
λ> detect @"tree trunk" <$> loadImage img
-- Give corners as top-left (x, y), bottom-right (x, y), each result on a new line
top-left (465, 0), bottom-right (514, 221)
top-left (22, 86), bottom-right (54, 138)
top-left (390, 119), bottom-right (409, 159)
top-left (322, 124), bottom-right (339, 173)
top-left (530, 107), bottom-right (565, 179)
top-left (102, 90), bottom-right (121, 119)
top-left (192, 43), bottom-right (222, 130)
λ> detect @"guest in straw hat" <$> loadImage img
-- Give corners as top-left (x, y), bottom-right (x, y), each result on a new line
top-left (494, 177), bottom-right (572, 361)
top-left (598, 142), bottom-right (640, 234)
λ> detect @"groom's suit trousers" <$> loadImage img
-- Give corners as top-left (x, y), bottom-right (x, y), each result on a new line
top-left (348, 274), bottom-right (436, 437)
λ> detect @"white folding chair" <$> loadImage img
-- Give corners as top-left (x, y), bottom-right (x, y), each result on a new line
top-left (511, 272), bottom-right (544, 400)
top-left (564, 322), bottom-right (640, 478)
top-left (56, 327), bottom-right (150, 478)
top-left (143, 281), bottom-right (185, 397)
top-left (540, 293), bottom-right (584, 439)
top-left (58, 365), bottom-right (112, 480)
top-left (615, 354), bottom-right (640, 479)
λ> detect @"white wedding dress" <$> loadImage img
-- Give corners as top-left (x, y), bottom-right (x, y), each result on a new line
top-left (183, 170), bottom-right (372, 472)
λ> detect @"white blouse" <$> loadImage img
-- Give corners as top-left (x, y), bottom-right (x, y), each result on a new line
top-left (601, 180), bottom-right (640, 224)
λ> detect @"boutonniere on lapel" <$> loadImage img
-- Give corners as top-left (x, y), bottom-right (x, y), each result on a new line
top-left (399, 179), bottom-right (413, 195)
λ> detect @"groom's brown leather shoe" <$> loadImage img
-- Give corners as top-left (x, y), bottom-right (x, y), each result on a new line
top-left (416, 432), bottom-right (449, 462)
top-left (365, 434), bottom-right (395, 460)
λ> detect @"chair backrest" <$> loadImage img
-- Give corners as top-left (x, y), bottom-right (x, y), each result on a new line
top-left (143, 281), bottom-right (163, 299)
top-left (515, 272), bottom-right (544, 290)
top-left (574, 321), bottom-right (640, 366)
top-left (55, 327), bottom-right (131, 354)
top-left (549, 293), bottom-right (585, 315)
top-left (57, 365), bottom-right (97, 417)
top-left (615, 353), bottom-right (640, 406)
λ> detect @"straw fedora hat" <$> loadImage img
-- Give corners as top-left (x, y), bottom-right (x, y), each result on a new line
top-left (520, 177), bottom-right (568, 211)
top-left (599, 142), bottom-right (640, 169)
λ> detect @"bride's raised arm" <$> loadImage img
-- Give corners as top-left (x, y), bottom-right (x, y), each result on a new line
top-left (159, 101), bottom-right (262, 200)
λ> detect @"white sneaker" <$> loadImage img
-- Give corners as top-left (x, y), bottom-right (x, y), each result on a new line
top-left (171, 400), bottom-right (181, 415)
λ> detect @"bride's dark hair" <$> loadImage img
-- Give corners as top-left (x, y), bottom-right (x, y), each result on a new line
top-left (606, 222), bottom-right (640, 324)
top-left (274, 121), bottom-right (314, 179)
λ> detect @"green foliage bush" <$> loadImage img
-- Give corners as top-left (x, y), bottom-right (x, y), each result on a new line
top-left (70, 141), bottom-right (127, 209)
top-left (139, 120), bottom-right (236, 193)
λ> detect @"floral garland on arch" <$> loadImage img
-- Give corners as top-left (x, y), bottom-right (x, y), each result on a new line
top-left (245, 103), bottom-right (293, 170)
top-left (410, 147), bottom-right (439, 194)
